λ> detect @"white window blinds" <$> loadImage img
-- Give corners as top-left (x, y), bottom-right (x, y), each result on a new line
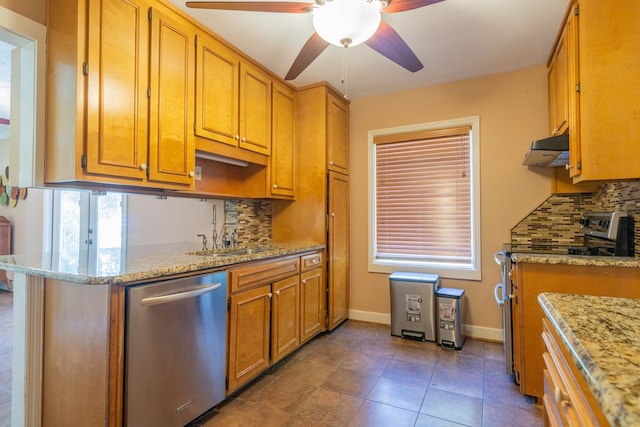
top-left (374, 125), bottom-right (472, 264)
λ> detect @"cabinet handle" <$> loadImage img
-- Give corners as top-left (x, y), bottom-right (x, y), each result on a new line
top-left (268, 292), bottom-right (272, 298)
top-left (139, 163), bottom-right (147, 171)
top-left (275, 290), bottom-right (280, 296)
top-left (188, 171), bottom-right (195, 177)
top-left (235, 135), bottom-right (240, 141)
top-left (273, 184), bottom-right (278, 189)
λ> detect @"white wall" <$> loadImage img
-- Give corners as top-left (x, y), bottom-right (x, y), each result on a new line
top-left (126, 195), bottom-right (224, 246)
top-left (0, 187), bottom-right (45, 255)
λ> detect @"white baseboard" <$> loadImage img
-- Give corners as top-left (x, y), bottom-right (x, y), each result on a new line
top-left (348, 309), bottom-right (504, 343)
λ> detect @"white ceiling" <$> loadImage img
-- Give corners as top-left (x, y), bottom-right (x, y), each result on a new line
top-left (168, 0), bottom-right (570, 99)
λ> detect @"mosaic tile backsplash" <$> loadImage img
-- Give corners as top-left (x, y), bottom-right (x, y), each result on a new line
top-left (511, 180), bottom-right (640, 256)
top-left (224, 199), bottom-right (272, 246)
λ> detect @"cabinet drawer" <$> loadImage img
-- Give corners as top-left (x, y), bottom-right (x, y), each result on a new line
top-left (229, 256), bottom-right (300, 293)
top-left (301, 252), bottom-right (323, 272)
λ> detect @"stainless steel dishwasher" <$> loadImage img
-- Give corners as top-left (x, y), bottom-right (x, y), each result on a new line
top-left (125, 271), bottom-right (227, 427)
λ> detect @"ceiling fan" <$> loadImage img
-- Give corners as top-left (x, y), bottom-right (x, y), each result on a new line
top-left (186, 0), bottom-right (445, 80)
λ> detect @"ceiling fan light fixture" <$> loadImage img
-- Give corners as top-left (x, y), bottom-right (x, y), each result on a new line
top-left (312, 0), bottom-right (382, 47)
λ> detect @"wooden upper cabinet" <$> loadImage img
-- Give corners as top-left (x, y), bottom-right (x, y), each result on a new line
top-left (547, 24), bottom-right (568, 137)
top-left (195, 33), bottom-right (271, 156)
top-left (46, 0), bottom-right (195, 190)
top-left (269, 82), bottom-right (296, 198)
top-left (195, 33), bottom-right (240, 147)
top-left (561, 0), bottom-right (640, 181)
top-left (85, 0), bottom-right (149, 181)
top-left (326, 92), bottom-right (349, 175)
top-left (148, 6), bottom-right (196, 186)
top-left (239, 62), bottom-right (272, 155)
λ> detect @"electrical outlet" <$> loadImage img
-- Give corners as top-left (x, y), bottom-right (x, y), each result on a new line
top-left (195, 166), bottom-right (202, 181)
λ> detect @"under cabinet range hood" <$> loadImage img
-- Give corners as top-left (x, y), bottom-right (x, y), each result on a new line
top-left (522, 133), bottom-right (569, 167)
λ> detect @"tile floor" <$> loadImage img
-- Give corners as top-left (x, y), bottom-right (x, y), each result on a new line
top-left (0, 291), bottom-right (542, 427)
top-left (197, 320), bottom-right (543, 427)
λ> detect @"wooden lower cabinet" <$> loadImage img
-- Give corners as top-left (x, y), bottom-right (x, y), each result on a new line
top-left (271, 275), bottom-right (301, 363)
top-left (512, 262), bottom-right (640, 398)
top-left (542, 319), bottom-right (607, 426)
top-left (226, 251), bottom-right (325, 394)
top-left (300, 267), bottom-right (324, 344)
top-left (227, 284), bottom-right (272, 393)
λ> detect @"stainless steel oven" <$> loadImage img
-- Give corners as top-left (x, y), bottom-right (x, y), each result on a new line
top-left (493, 247), bottom-right (514, 375)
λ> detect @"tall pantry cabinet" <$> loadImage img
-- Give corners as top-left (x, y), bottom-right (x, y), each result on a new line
top-left (273, 83), bottom-right (350, 330)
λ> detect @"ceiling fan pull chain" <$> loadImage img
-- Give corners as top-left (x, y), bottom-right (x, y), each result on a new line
top-left (341, 46), bottom-right (349, 99)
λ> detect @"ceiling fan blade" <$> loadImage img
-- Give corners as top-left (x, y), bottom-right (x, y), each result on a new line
top-left (366, 21), bottom-right (423, 72)
top-left (285, 32), bottom-right (330, 80)
top-left (382, 0), bottom-right (445, 13)
top-left (186, 1), bottom-right (313, 13)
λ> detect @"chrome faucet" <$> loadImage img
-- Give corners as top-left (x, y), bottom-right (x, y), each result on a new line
top-left (197, 234), bottom-right (208, 251)
top-left (211, 204), bottom-right (218, 249)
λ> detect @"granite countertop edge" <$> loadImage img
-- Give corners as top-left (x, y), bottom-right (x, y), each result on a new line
top-left (511, 253), bottom-right (640, 267)
top-left (538, 292), bottom-right (640, 426)
top-left (0, 242), bottom-right (325, 285)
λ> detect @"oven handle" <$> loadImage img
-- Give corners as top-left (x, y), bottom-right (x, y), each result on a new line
top-left (140, 283), bottom-right (222, 307)
top-left (494, 282), bottom-right (505, 306)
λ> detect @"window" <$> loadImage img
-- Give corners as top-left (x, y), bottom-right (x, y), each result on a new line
top-left (50, 190), bottom-right (127, 276)
top-left (369, 116), bottom-right (481, 280)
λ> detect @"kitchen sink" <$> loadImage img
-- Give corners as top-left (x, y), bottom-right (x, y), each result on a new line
top-left (187, 247), bottom-right (278, 257)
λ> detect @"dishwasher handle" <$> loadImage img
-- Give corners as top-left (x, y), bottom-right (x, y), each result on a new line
top-left (140, 283), bottom-right (222, 307)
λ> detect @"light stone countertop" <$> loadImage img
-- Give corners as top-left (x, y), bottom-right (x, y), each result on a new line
top-left (0, 242), bottom-right (325, 285)
top-left (538, 292), bottom-right (640, 426)
top-left (511, 252), bottom-right (640, 268)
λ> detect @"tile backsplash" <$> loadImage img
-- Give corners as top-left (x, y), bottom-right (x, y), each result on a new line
top-left (224, 199), bottom-right (272, 246)
top-left (511, 180), bottom-right (640, 256)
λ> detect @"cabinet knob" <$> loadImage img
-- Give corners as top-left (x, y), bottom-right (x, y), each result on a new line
top-left (273, 184), bottom-right (278, 189)
top-left (331, 212), bottom-right (335, 217)
top-left (241, 136), bottom-right (247, 142)
top-left (565, 164), bottom-right (570, 170)
top-left (552, 128), bottom-right (558, 136)
top-left (268, 292), bottom-right (272, 298)
top-left (275, 290), bottom-right (280, 296)
top-left (139, 163), bottom-right (147, 171)
top-left (188, 171), bottom-right (195, 177)
top-left (329, 161), bottom-right (334, 166)
top-left (302, 279), bottom-right (307, 284)
top-left (235, 135), bottom-right (240, 141)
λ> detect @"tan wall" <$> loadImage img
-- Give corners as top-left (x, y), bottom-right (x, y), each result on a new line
top-left (349, 65), bottom-right (553, 335)
top-left (0, 0), bottom-right (46, 25)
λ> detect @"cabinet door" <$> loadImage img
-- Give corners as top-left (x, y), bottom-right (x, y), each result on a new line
top-left (271, 275), bottom-right (300, 363)
top-left (327, 171), bottom-right (349, 330)
top-left (326, 92), bottom-right (349, 175)
top-left (269, 82), bottom-right (296, 198)
top-left (148, 7), bottom-right (195, 187)
top-left (548, 25), bottom-right (568, 137)
top-left (239, 62), bottom-right (271, 155)
top-left (300, 267), bottom-right (325, 343)
top-left (566, 4), bottom-right (581, 178)
top-left (85, 0), bottom-right (149, 180)
top-left (195, 33), bottom-right (240, 147)
top-left (228, 285), bottom-right (272, 392)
